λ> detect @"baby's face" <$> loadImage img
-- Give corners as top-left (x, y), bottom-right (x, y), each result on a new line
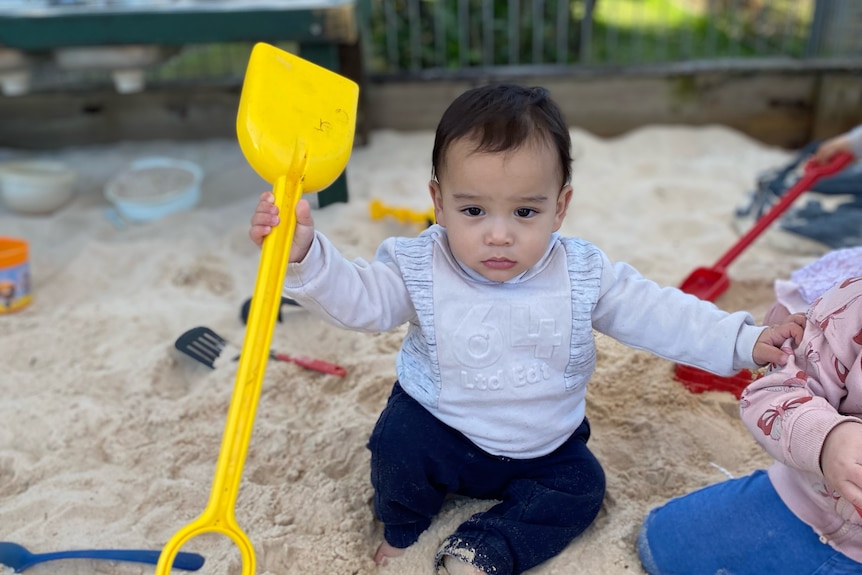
top-left (430, 138), bottom-right (571, 282)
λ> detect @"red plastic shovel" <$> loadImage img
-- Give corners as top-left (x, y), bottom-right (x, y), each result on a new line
top-left (675, 151), bottom-right (854, 397)
top-left (679, 151), bottom-right (854, 301)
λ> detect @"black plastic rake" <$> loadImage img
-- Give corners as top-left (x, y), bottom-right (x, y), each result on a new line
top-left (175, 326), bottom-right (346, 376)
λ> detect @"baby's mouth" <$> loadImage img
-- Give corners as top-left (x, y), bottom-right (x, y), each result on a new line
top-left (483, 258), bottom-right (516, 270)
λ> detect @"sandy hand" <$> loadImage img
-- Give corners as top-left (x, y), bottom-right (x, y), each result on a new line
top-left (249, 192), bottom-right (316, 263)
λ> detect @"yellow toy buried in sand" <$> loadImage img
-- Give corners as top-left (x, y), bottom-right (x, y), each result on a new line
top-left (155, 43), bottom-right (358, 575)
top-left (369, 198), bottom-right (435, 229)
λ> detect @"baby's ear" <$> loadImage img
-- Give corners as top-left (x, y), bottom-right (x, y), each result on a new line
top-left (429, 179), bottom-right (445, 226)
top-left (554, 185), bottom-right (573, 226)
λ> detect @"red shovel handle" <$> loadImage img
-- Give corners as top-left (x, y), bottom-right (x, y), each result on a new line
top-left (713, 151), bottom-right (854, 271)
top-left (272, 352), bottom-right (347, 377)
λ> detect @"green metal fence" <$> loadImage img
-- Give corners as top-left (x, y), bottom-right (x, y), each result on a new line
top-left (358, 0), bottom-right (827, 77)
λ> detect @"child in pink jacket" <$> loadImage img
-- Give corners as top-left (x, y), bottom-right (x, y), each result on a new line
top-left (639, 276), bottom-right (862, 574)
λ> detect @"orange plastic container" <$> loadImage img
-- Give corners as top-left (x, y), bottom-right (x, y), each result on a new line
top-left (0, 237), bottom-right (32, 313)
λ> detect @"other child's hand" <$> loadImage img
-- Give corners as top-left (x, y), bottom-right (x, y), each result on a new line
top-left (821, 421), bottom-right (862, 515)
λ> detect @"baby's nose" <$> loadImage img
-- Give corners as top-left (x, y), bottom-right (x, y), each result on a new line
top-left (485, 221), bottom-right (513, 245)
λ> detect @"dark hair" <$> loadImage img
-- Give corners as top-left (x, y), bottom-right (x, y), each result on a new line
top-left (431, 84), bottom-right (572, 186)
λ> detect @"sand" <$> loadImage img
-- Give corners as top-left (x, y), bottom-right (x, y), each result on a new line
top-left (0, 125), bottom-right (830, 575)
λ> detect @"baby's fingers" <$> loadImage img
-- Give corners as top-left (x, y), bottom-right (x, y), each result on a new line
top-left (249, 191), bottom-right (280, 246)
top-left (252, 191), bottom-right (278, 216)
top-left (757, 345), bottom-right (793, 367)
top-left (249, 223), bottom-right (271, 247)
top-left (822, 423), bottom-right (862, 513)
top-left (251, 209), bottom-right (280, 228)
top-left (295, 198), bottom-right (313, 227)
top-left (252, 192), bottom-right (280, 225)
top-left (775, 314), bottom-right (806, 344)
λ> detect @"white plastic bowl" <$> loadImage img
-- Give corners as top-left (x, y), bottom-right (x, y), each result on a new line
top-left (0, 161), bottom-right (77, 215)
top-left (111, 69), bottom-right (146, 94)
top-left (0, 48), bottom-right (30, 97)
top-left (104, 157), bottom-right (203, 223)
top-left (0, 70), bottom-right (31, 97)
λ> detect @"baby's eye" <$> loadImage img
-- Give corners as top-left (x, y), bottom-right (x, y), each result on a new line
top-left (515, 207), bottom-right (537, 218)
top-left (462, 207), bottom-right (483, 216)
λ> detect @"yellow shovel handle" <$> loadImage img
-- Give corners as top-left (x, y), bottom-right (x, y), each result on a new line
top-left (155, 143), bottom-right (308, 575)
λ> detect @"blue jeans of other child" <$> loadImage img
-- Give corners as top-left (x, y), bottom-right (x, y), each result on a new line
top-left (368, 382), bottom-right (605, 575)
top-left (638, 469), bottom-right (861, 575)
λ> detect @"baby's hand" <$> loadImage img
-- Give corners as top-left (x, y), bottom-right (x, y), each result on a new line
top-left (751, 313), bottom-right (806, 366)
top-left (813, 134), bottom-right (852, 165)
top-left (821, 421), bottom-right (862, 514)
top-left (248, 192), bottom-right (316, 263)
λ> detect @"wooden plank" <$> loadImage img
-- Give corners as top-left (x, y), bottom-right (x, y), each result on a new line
top-left (811, 74), bottom-right (862, 140)
top-left (2, 71), bottom-right (857, 151)
top-left (364, 72), bottom-right (818, 148)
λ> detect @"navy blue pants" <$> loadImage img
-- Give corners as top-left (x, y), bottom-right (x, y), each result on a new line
top-left (367, 382), bottom-right (606, 575)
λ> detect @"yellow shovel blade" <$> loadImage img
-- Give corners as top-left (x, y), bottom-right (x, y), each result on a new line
top-left (237, 42), bottom-right (359, 192)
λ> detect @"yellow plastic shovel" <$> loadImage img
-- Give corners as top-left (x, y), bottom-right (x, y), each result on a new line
top-left (155, 43), bottom-right (358, 575)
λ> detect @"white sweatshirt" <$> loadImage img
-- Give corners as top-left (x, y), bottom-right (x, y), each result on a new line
top-left (846, 125), bottom-right (862, 158)
top-left (284, 226), bottom-right (764, 458)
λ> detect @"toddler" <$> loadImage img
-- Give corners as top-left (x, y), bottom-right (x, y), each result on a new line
top-left (638, 276), bottom-right (862, 574)
top-left (250, 84), bottom-right (804, 575)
